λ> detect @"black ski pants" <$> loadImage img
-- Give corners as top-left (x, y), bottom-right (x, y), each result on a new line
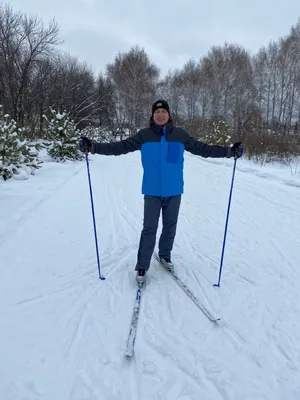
top-left (136, 195), bottom-right (181, 271)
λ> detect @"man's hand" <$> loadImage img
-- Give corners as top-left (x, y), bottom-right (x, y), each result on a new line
top-left (79, 136), bottom-right (92, 153)
top-left (231, 142), bottom-right (243, 158)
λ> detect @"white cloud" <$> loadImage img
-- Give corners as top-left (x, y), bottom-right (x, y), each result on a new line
top-left (7, 0), bottom-right (300, 76)
top-left (80, 0), bottom-right (95, 6)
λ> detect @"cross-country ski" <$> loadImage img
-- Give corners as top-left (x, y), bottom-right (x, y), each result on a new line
top-left (125, 287), bottom-right (143, 357)
top-left (154, 253), bottom-right (220, 322)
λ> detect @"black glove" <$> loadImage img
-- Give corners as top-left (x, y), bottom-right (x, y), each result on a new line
top-left (231, 142), bottom-right (243, 158)
top-left (79, 136), bottom-right (92, 153)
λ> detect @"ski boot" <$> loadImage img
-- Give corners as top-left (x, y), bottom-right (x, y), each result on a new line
top-left (136, 269), bottom-right (147, 287)
top-left (159, 257), bottom-right (174, 273)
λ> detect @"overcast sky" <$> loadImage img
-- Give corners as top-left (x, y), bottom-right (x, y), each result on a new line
top-left (7, 0), bottom-right (300, 76)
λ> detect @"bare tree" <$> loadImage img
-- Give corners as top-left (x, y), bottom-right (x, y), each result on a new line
top-left (43, 54), bottom-right (97, 128)
top-left (107, 46), bottom-right (159, 134)
top-left (157, 69), bottom-right (183, 123)
top-left (0, 4), bottom-right (59, 125)
top-left (94, 74), bottom-right (115, 127)
top-left (200, 43), bottom-right (255, 139)
top-left (174, 60), bottom-right (202, 131)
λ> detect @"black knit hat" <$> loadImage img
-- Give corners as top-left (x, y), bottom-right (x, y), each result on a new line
top-left (151, 99), bottom-right (170, 116)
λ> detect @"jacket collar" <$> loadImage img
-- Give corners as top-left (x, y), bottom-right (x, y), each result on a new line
top-left (150, 122), bottom-right (174, 136)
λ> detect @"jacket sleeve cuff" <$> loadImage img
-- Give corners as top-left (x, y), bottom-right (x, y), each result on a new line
top-left (90, 142), bottom-right (96, 154)
top-left (226, 147), bottom-right (232, 158)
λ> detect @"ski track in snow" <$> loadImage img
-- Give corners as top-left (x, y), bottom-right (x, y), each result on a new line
top-left (1, 153), bottom-right (300, 399)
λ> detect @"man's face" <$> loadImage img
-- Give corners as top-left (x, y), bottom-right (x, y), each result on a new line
top-left (153, 108), bottom-right (169, 126)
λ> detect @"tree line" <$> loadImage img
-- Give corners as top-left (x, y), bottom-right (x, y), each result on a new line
top-left (1, 2), bottom-right (300, 163)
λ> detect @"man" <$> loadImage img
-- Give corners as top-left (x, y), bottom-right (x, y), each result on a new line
top-left (79, 99), bottom-right (243, 286)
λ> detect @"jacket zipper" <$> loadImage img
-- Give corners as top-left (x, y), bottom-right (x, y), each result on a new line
top-left (160, 126), bottom-right (166, 196)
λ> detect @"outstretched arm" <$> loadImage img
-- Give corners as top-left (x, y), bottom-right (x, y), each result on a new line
top-left (184, 132), bottom-right (231, 158)
top-left (80, 131), bottom-right (144, 156)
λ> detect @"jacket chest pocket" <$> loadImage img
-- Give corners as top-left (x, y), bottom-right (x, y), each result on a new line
top-left (167, 142), bottom-right (181, 163)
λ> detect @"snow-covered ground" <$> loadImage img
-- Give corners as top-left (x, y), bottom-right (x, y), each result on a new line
top-left (1, 151), bottom-right (300, 400)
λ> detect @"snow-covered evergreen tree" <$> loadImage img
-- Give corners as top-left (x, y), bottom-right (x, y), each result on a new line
top-left (44, 108), bottom-right (82, 161)
top-left (0, 106), bottom-right (42, 181)
top-left (80, 125), bottom-right (114, 143)
top-left (202, 119), bottom-right (232, 146)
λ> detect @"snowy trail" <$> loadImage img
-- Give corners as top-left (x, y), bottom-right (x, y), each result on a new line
top-left (1, 152), bottom-right (300, 399)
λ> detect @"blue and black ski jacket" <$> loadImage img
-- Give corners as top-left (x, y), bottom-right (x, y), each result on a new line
top-left (91, 122), bottom-right (232, 197)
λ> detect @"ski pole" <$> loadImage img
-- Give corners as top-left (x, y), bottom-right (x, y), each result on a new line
top-left (214, 157), bottom-right (238, 287)
top-left (84, 151), bottom-right (105, 280)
